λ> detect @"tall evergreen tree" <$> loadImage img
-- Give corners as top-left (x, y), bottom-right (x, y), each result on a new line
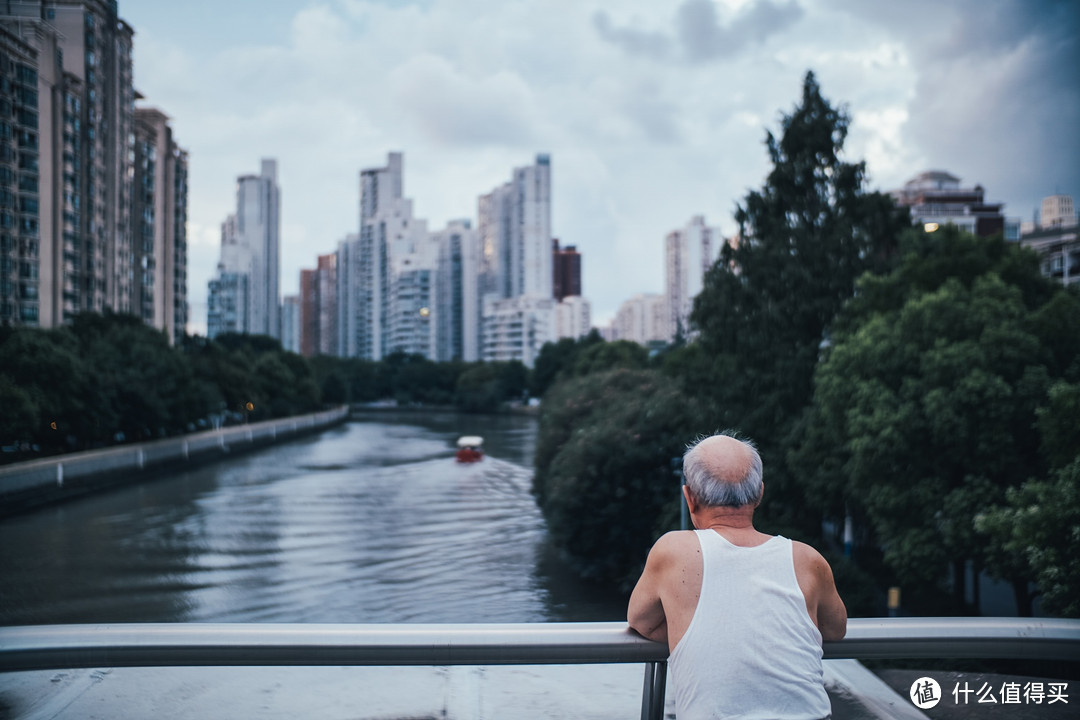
top-left (690, 71), bottom-right (909, 535)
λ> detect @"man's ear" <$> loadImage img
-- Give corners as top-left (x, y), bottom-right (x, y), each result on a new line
top-left (682, 484), bottom-right (698, 513)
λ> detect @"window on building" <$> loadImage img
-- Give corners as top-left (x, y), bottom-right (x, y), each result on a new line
top-left (16, 65), bottom-right (36, 85)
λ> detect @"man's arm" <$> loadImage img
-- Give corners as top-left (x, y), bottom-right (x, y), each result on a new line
top-left (814, 554), bottom-right (847, 642)
top-left (627, 534), bottom-right (678, 645)
top-left (794, 542), bottom-right (848, 642)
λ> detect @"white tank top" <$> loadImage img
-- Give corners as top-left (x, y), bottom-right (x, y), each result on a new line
top-left (668, 530), bottom-right (831, 720)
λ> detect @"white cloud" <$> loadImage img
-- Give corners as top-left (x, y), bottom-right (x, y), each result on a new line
top-left (388, 55), bottom-right (540, 146)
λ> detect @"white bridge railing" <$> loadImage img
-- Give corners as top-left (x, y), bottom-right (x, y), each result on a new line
top-left (2, 618), bottom-right (1078, 720)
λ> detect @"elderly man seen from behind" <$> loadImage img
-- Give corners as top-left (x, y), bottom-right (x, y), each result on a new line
top-left (628, 432), bottom-right (846, 720)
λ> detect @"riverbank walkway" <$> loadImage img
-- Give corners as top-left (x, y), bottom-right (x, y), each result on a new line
top-left (0, 407), bottom-right (348, 516)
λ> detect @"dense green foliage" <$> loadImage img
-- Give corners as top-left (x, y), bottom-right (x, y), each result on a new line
top-left (0, 315), bottom-right (322, 456)
top-left (976, 457), bottom-right (1080, 618)
top-left (530, 331), bottom-right (650, 398)
top-left (533, 368), bottom-right (702, 589)
top-left (792, 226), bottom-right (1080, 615)
top-left (0, 314), bottom-right (536, 461)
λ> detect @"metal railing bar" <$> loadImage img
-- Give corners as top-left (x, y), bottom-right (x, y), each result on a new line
top-left (823, 617), bottom-right (1080, 661)
top-left (0, 622), bottom-right (663, 673)
top-left (1, 618), bottom-right (1078, 675)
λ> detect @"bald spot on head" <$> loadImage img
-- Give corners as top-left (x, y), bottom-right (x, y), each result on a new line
top-left (696, 434), bottom-right (755, 486)
top-left (683, 433), bottom-right (764, 508)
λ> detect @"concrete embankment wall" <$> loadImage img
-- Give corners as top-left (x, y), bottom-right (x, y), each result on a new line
top-left (0, 407), bottom-right (349, 517)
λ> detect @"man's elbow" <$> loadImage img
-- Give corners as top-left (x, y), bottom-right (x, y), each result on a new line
top-left (819, 603), bottom-right (847, 642)
top-left (820, 617), bottom-right (846, 643)
top-left (629, 616), bottom-right (668, 644)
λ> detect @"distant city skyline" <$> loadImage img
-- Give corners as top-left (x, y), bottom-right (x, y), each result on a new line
top-left (117, 0), bottom-right (1079, 332)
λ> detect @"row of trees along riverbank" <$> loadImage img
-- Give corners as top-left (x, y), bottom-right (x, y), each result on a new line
top-left (532, 72), bottom-right (1080, 620)
top-left (0, 315), bottom-right (532, 464)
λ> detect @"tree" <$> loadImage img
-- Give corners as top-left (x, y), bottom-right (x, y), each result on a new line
top-left (453, 362), bottom-right (528, 413)
top-left (0, 327), bottom-right (90, 449)
top-left (531, 332), bottom-right (604, 398)
top-left (0, 374), bottom-right (38, 448)
top-left (690, 70), bottom-right (909, 536)
top-left (533, 368), bottom-right (702, 588)
top-left (976, 459), bottom-right (1080, 617)
top-left (569, 340), bottom-right (648, 377)
top-left (792, 226), bottom-right (1079, 614)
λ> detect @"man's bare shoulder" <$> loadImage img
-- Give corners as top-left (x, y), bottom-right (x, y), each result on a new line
top-left (791, 540), bottom-right (836, 580)
top-left (648, 530), bottom-right (701, 565)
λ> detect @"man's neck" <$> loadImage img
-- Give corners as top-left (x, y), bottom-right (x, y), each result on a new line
top-left (695, 507), bottom-right (756, 530)
top-left (691, 507), bottom-right (773, 546)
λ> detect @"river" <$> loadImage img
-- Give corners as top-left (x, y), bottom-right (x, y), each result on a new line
top-left (0, 410), bottom-right (624, 626)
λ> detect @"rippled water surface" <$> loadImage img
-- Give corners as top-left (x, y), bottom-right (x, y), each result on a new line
top-left (0, 410), bottom-right (624, 625)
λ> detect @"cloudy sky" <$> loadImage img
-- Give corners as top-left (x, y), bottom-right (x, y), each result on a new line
top-left (119, 0), bottom-right (1079, 333)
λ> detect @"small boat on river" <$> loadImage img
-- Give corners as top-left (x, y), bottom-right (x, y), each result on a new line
top-left (455, 436), bottom-right (484, 463)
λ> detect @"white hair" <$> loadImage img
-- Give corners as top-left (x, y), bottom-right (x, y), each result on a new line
top-left (682, 432), bottom-right (763, 508)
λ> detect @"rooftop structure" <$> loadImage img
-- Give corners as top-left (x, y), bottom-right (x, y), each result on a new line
top-left (891, 171), bottom-right (1019, 240)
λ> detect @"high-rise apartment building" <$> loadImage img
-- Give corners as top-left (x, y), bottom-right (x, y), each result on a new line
top-left (478, 154), bottom-right (554, 367)
top-left (299, 268), bottom-right (317, 356)
top-left (552, 238), bottom-right (581, 301)
top-left (281, 294), bottom-right (300, 353)
top-left (433, 219), bottom-right (479, 362)
top-left (206, 271), bottom-right (248, 338)
top-left (0, 22), bottom-right (50, 327)
top-left (208, 159), bottom-right (280, 339)
top-left (316, 253), bottom-right (337, 356)
top-left (477, 154), bottom-right (552, 302)
top-left (298, 252), bottom-right (337, 356)
top-left (477, 181), bottom-right (510, 300)
top-left (132, 106), bottom-right (187, 343)
top-left (613, 293), bottom-right (667, 346)
top-left (554, 295), bottom-right (590, 340)
top-left (338, 152), bottom-right (430, 359)
top-left (335, 231), bottom-right (358, 357)
top-left (53, 0), bottom-right (135, 317)
top-left (2, 1), bottom-right (186, 337)
top-left (388, 248), bottom-right (436, 358)
top-left (664, 215), bottom-right (717, 341)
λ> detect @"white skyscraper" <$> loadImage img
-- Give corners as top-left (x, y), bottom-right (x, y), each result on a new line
top-left (339, 152), bottom-right (432, 359)
top-left (479, 154), bottom-right (555, 367)
top-left (208, 159), bottom-right (281, 339)
top-left (664, 215), bottom-right (718, 341)
top-left (477, 154), bottom-right (552, 302)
